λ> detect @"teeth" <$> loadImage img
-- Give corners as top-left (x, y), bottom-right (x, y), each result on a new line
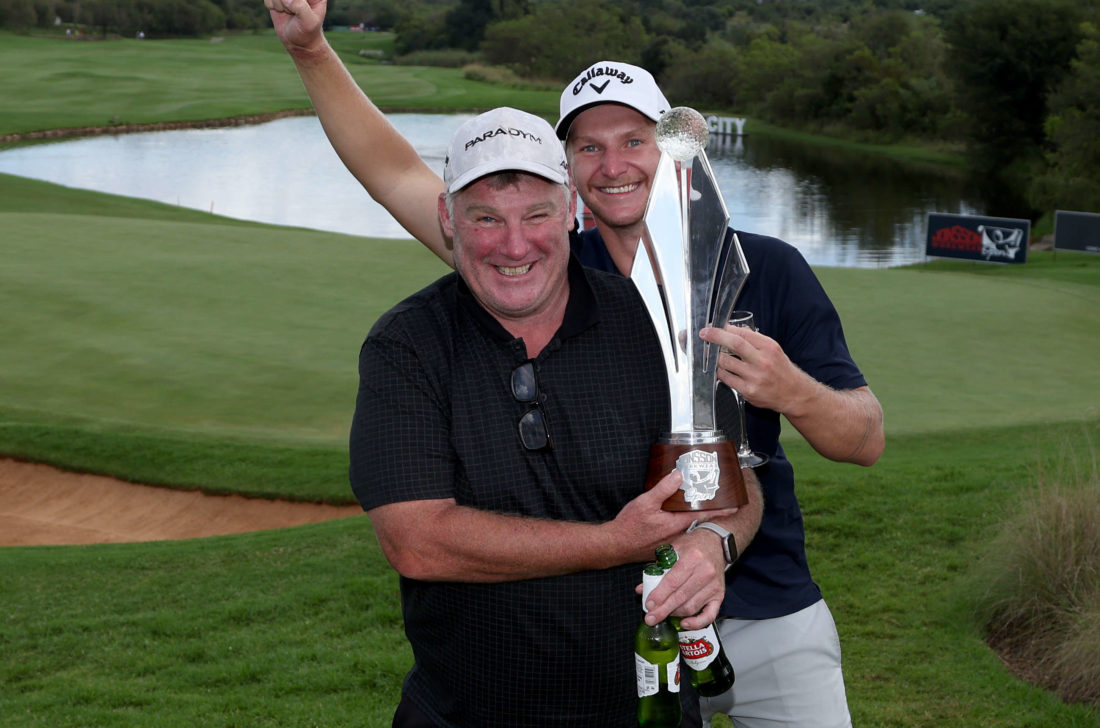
top-left (600, 183), bottom-right (639, 195)
top-left (497, 263), bottom-right (532, 276)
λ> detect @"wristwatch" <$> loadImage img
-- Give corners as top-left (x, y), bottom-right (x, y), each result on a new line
top-left (688, 521), bottom-right (737, 571)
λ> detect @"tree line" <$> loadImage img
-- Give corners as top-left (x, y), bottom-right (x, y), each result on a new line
top-left (0, 0), bottom-right (270, 35)
top-left (376, 0), bottom-right (1099, 216)
top-left (2, 0), bottom-right (1098, 215)
top-left (421, 0), bottom-right (1098, 217)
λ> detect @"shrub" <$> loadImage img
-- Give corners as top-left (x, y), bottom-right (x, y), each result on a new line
top-left (969, 439), bottom-right (1100, 705)
top-left (394, 48), bottom-right (481, 68)
top-left (461, 63), bottom-right (559, 92)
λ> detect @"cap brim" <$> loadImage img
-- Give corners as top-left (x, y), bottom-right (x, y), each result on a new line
top-left (447, 161), bottom-right (568, 194)
top-left (555, 101), bottom-right (665, 140)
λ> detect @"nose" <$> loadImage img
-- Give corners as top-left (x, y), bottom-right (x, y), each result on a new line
top-left (499, 221), bottom-right (530, 259)
top-left (601, 147), bottom-right (628, 178)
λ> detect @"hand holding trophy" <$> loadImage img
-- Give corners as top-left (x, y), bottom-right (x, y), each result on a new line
top-left (725, 310), bottom-right (770, 469)
top-left (632, 107), bottom-right (751, 511)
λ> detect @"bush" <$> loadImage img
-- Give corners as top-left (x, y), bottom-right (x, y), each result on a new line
top-left (480, 0), bottom-right (646, 81)
top-left (394, 48), bottom-right (480, 68)
top-left (461, 63), bottom-right (560, 92)
top-left (659, 38), bottom-right (739, 109)
top-left (969, 441), bottom-right (1100, 705)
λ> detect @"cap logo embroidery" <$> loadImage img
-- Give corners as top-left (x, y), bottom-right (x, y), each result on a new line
top-left (572, 65), bottom-right (634, 96)
top-left (464, 126), bottom-right (542, 151)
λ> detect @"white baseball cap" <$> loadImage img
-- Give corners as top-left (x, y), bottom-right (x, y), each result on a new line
top-left (444, 107), bottom-right (569, 193)
top-left (555, 61), bottom-right (671, 139)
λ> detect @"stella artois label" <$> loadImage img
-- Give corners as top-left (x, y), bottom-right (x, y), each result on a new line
top-left (678, 625), bottom-right (721, 670)
top-left (676, 449), bottom-right (721, 504)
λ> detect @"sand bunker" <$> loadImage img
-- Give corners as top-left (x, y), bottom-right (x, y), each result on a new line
top-left (0, 458), bottom-right (362, 546)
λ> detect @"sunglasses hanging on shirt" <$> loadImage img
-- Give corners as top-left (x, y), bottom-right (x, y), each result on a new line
top-left (511, 361), bottom-right (554, 452)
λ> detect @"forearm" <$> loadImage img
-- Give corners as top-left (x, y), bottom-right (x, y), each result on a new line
top-left (369, 500), bottom-right (623, 582)
top-left (369, 473), bottom-right (701, 583)
top-left (645, 469), bottom-right (763, 628)
top-left (784, 382), bottom-right (884, 466)
top-left (287, 41), bottom-right (453, 263)
top-left (714, 468), bottom-right (763, 558)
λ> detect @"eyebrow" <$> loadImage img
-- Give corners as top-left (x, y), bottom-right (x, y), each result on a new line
top-left (569, 125), bottom-right (651, 146)
top-left (462, 200), bottom-right (560, 217)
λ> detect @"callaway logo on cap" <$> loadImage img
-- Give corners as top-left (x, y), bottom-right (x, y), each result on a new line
top-left (444, 107), bottom-right (569, 193)
top-left (554, 61), bottom-right (671, 139)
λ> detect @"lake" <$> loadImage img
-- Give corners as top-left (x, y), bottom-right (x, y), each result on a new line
top-left (0, 114), bottom-right (985, 268)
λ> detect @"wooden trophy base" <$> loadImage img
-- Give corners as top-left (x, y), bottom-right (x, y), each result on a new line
top-left (645, 436), bottom-right (748, 512)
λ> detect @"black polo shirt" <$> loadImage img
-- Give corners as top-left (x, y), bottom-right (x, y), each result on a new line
top-left (350, 257), bottom-right (670, 727)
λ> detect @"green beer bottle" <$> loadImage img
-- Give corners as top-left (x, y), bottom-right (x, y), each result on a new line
top-left (655, 545), bottom-right (736, 697)
top-left (635, 561), bottom-right (682, 728)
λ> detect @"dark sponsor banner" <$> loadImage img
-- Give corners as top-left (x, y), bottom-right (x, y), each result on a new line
top-left (925, 213), bottom-right (1030, 264)
top-left (1054, 210), bottom-right (1100, 254)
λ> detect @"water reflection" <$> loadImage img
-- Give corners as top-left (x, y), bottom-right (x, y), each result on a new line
top-left (706, 133), bottom-right (983, 267)
top-left (0, 114), bottom-right (987, 268)
top-left (0, 115), bottom-right (474, 242)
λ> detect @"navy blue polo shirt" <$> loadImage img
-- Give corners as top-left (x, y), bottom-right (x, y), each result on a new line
top-left (572, 227), bottom-right (868, 619)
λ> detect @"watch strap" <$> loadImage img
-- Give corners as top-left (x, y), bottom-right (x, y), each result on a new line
top-left (688, 520), bottom-right (737, 569)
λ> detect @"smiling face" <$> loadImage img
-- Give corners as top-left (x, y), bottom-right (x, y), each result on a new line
top-left (565, 103), bottom-right (662, 235)
top-left (440, 172), bottom-right (575, 331)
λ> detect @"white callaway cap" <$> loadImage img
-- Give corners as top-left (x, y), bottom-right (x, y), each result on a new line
top-left (555, 61), bottom-right (671, 139)
top-left (444, 107), bottom-right (569, 193)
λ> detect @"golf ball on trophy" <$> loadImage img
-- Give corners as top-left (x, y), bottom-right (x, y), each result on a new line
top-left (656, 107), bottom-right (709, 161)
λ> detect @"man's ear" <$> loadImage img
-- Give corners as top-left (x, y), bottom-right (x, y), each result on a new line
top-left (438, 194), bottom-right (454, 238)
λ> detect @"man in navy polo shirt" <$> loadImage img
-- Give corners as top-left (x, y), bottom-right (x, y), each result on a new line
top-left (555, 64), bottom-right (883, 728)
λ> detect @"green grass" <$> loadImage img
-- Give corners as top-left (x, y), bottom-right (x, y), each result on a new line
top-left (0, 518), bottom-right (408, 728)
top-left (0, 31), bottom-right (559, 137)
top-left (0, 32), bottom-right (309, 134)
top-left (3, 170), bottom-right (1096, 491)
top-left (0, 172), bottom-right (449, 498)
top-left (3, 169), bottom-right (1099, 728)
top-left (800, 421), bottom-right (1100, 727)
top-left (817, 254), bottom-right (1100, 436)
top-left (3, 425), bottom-right (1097, 727)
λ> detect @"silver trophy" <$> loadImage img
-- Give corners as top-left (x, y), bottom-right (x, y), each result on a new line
top-left (633, 107), bottom-right (750, 511)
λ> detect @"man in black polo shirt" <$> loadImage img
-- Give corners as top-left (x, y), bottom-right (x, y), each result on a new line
top-left (349, 107), bottom-right (748, 727)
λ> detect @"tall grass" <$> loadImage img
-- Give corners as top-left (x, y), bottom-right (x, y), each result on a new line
top-left (968, 436), bottom-right (1100, 704)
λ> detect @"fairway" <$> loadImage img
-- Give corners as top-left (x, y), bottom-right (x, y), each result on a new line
top-left (818, 262), bottom-right (1099, 435)
top-left (3, 178), bottom-right (1099, 728)
top-left (0, 31), bottom-right (559, 138)
top-left (2, 195), bottom-right (1096, 471)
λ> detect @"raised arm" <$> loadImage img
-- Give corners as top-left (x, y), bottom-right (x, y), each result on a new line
top-left (265, 0), bottom-right (453, 265)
